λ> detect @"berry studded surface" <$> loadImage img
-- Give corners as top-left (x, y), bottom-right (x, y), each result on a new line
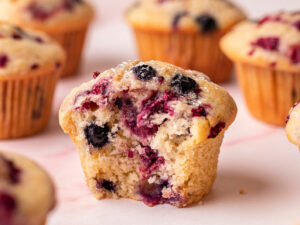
top-left (0, 151), bottom-right (55, 225)
top-left (59, 60), bottom-right (237, 207)
top-left (221, 11), bottom-right (300, 72)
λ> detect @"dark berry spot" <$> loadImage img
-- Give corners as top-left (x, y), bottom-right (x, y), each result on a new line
top-left (34, 37), bottom-right (44, 43)
top-left (56, 62), bottom-right (61, 68)
top-left (208, 122), bottom-right (226, 138)
top-left (114, 98), bottom-right (123, 110)
top-left (0, 155), bottom-right (21, 184)
top-left (12, 33), bottom-right (22, 40)
top-left (138, 179), bottom-right (168, 206)
top-left (78, 101), bottom-right (98, 111)
top-left (0, 192), bottom-right (16, 221)
top-left (195, 14), bottom-right (218, 33)
top-left (192, 105), bottom-right (208, 117)
top-left (96, 179), bottom-right (116, 192)
top-left (31, 64), bottom-right (39, 70)
top-left (139, 146), bottom-right (165, 175)
top-left (172, 12), bottom-right (188, 30)
top-left (171, 74), bottom-right (198, 95)
top-left (294, 20), bottom-right (300, 31)
top-left (0, 55), bottom-right (9, 68)
top-left (158, 76), bottom-right (164, 84)
top-left (93, 71), bottom-right (100, 79)
top-left (258, 15), bottom-right (283, 26)
top-left (251, 37), bottom-right (280, 51)
top-left (133, 65), bottom-right (157, 81)
top-left (84, 123), bottom-right (110, 148)
top-left (289, 45), bottom-right (300, 64)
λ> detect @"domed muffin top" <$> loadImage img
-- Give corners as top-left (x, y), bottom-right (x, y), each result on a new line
top-left (221, 11), bottom-right (300, 72)
top-left (126, 0), bottom-right (246, 33)
top-left (0, 23), bottom-right (65, 76)
top-left (0, 151), bottom-right (55, 225)
top-left (0, 0), bottom-right (94, 31)
top-left (60, 60), bottom-right (237, 144)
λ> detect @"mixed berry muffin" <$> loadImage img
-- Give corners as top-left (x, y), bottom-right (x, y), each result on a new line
top-left (59, 60), bottom-right (237, 207)
top-left (126, 0), bottom-right (246, 83)
top-left (0, 0), bottom-right (94, 77)
top-left (0, 151), bottom-right (55, 225)
top-left (0, 22), bottom-right (65, 139)
top-left (286, 101), bottom-right (300, 149)
top-left (221, 11), bottom-right (300, 126)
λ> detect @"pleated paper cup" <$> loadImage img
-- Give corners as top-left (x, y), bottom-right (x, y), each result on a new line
top-left (48, 26), bottom-right (89, 77)
top-left (0, 66), bottom-right (62, 139)
top-left (133, 28), bottom-right (233, 83)
top-left (235, 62), bottom-right (300, 126)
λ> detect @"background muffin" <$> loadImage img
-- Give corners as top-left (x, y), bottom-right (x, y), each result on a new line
top-left (0, 0), bottom-right (94, 77)
top-left (221, 11), bottom-right (300, 126)
top-left (0, 23), bottom-right (65, 139)
top-left (126, 0), bottom-right (246, 83)
top-left (286, 101), bottom-right (300, 149)
top-left (59, 60), bottom-right (237, 207)
top-left (0, 151), bottom-right (55, 225)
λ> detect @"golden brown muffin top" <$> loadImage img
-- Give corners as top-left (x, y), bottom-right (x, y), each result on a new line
top-left (126, 0), bottom-right (246, 33)
top-left (0, 22), bottom-right (65, 76)
top-left (0, 0), bottom-right (94, 31)
top-left (221, 11), bottom-right (300, 73)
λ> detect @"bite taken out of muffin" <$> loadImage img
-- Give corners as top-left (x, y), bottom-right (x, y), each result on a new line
top-left (59, 60), bottom-right (237, 207)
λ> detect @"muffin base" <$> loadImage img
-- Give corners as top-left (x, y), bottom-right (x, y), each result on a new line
top-left (235, 62), bottom-right (300, 126)
top-left (48, 26), bottom-right (89, 77)
top-left (133, 28), bottom-right (233, 83)
top-left (68, 128), bottom-right (223, 207)
top-left (0, 67), bottom-right (61, 139)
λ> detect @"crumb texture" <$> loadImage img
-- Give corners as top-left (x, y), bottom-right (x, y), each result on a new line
top-left (59, 60), bottom-right (237, 207)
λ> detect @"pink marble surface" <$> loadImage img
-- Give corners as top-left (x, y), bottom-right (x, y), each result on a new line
top-left (1, 0), bottom-right (300, 224)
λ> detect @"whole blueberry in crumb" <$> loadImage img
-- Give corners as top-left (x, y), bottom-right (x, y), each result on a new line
top-left (84, 123), bottom-right (110, 148)
top-left (195, 14), bottom-right (218, 33)
top-left (96, 179), bottom-right (116, 192)
top-left (171, 74), bottom-right (198, 95)
top-left (133, 64), bottom-right (157, 81)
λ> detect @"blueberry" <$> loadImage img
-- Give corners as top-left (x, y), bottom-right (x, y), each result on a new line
top-left (170, 74), bottom-right (198, 95)
top-left (208, 122), bottom-right (226, 138)
top-left (195, 14), bottom-right (218, 33)
top-left (133, 65), bottom-right (157, 81)
top-left (0, 155), bottom-right (21, 184)
top-left (0, 192), bottom-right (16, 213)
top-left (84, 123), bottom-right (110, 148)
top-left (96, 179), bottom-right (116, 192)
top-left (172, 12), bottom-right (188, 29)
top-left (0, 55), bottom-right (8, 68)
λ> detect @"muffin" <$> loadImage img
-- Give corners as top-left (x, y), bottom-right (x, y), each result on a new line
top-left (59, 60), bottom-right (237, 207)
top-left (0, 23), bottom-right (65, 139)
top-left (0, 151), bottom-right (55, 225)
top-left (126, 0), bottom-right (246, 83)
top-left (0, 0), bottom-right (94, 77)
top-left (286, 101), bottom-right (300, 149)
top-left (221, 11), bottom-right (300, 126)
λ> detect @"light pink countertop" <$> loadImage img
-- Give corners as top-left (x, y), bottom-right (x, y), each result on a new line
top-left (1, 1), bottom-right (300, 224)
